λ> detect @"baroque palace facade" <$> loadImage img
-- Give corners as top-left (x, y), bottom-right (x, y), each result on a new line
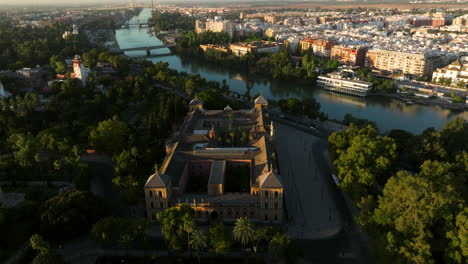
top-left (144, 95), bottom-right (284, 224)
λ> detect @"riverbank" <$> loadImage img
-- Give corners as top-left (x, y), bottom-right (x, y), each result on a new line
top-left (370, 92), bottom-right (468, 111)
top-left (116, 8), bottom-right (468, 133)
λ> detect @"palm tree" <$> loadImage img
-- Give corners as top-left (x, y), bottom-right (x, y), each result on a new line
top-left (190, 229), bottom-right (207, 264)
top-left (233, 217), bottom-right (255, 248)
top-left (182, 214), bottom-right (196, 257)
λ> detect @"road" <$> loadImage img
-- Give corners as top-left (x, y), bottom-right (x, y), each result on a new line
top-left (274, 123), bottom-right (341, 239)
top-left (273, 122), bottom-right (370, 264)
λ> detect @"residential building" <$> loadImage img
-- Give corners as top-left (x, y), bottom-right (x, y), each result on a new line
top-left (452, 14), bottom-right (468, 26)
top-left (199, 44), bottom-right (230, 53)
top-left (144, 95), bottom-right (284, 224)
top-left (264, 14), bottom-right (278, 24)
top-left (300, 38), bottom-right (336, 57)
top-left (195, 17), bottom-right (233, 38)
top-left (230, 41), bottom-right (282, 57)
top-left (331, 45), bottom-right (367, 66)
top-left (432, 57), bottom-right (468, 87)
top-left (317, 72), bottom-right (373, 97)
top-left (366, 49), bottom-right (441, 76)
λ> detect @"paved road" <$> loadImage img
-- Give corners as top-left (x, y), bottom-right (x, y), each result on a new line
top-left (274, 123), bottom-right (342, 239)
top-left (273, 122), bottom-right (371, 264)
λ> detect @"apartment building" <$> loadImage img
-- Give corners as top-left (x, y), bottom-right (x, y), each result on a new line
top-left (300, 38), bottom-right (336, 57)
top-left (195, 17), bottom-right (233, 38)
top-left (432, 57), bottom-right (468, 87)
top-left (452, 15), bottom-right (468, 26)
top-left (230, 41), bottom-right (282, 56)
top-left (264, 14), bottom-right (278, 24)
top-left (331, 45), bottom-right (367, 66)
top-left (366, 49), bottom-right (440, 76)
top-left (199, 44), bottom-right (230, 53)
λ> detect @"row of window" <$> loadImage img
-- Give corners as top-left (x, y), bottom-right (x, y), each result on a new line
top-left (264, 190), bottom-right (280, 198)
top-left (149, 190), bottom-right (163, 198)
top-left (150, 201), bottom-right (164, 209)
top-left (264, 202), bottom-right (279, 209)
top-left (265, 214), bottom-right (279, 221)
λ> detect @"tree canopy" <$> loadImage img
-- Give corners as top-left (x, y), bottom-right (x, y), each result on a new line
top-left (40, 190), bottom-right (106, 241)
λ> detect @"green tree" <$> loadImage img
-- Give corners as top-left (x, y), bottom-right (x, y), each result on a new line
top-left (7, 132), bottom-right (37, 168)
top-left (209, 222), bottom-right (232, 254)
top-left (184, 79), bottom-right (196, 97)
top-left (190, 229), bottom-right (207, 263)
top-left (332, 125), bottom-right (397, 201)
top-left (446, 208), bottom-right (468, 263)
top-left (233, 217), bottom-right (255, 248)
top-left (253, 226), bottom-right (276, 252)
top-left (30, 234), bottom-right (50, 255)
top-left (182, 213), bottom-right (197, 256)
top-left (91, 217), bottom-right (148, 248)
top-left (49, 55), bottom-right (66, 74)
top-left (157, 205), bottom-right (195, 250)
top-left (40, 190), bottom-right (105, 241)
top-left (89, 117), bottom-right (129, 155)
top-left (371, 160), bottom-right (465, 264)
top-left (30, 234), bottom-right (64, 264)
top-left (456, 80), bottom-right (466, 88)
top-left (268, 233), bottom-right (303, 264)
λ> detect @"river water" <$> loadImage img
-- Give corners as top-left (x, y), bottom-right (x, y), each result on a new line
top-left (115, 8), bottom-right (467, 133)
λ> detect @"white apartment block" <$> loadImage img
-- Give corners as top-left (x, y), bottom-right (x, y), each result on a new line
top-left (366, 49), bottom-right (443, 76)
top-left (195, 16), bottom-right (233, 38)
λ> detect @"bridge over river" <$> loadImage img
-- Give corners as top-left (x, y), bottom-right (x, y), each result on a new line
top-left (109, 44), bottom-right (176, 56)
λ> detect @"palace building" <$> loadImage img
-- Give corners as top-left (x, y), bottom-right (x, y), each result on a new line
top-left (144, 95), bottom-right (284, 224)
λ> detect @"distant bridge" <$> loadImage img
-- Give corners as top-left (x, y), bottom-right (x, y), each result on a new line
top-left (110, 44), bottom-right (176, 56)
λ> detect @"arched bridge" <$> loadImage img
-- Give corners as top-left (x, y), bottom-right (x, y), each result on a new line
top-left (109, 44), bottom-right (176, 56)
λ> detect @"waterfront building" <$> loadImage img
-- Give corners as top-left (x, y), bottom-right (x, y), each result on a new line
top-left (432, 57), bottom-right (468, 88)
top-left (144, 95), bottom-right (284, 224)
top-left (331, 45), bottom-right (367, 66)
top-left (195, 17), bottom-right (233, 38)
top-left (300, 38), bottom-right (336, 57)
top-left (366, 49), bottom-right (445, 76)
top-left (317, 72), bottom-right (373, 97)
top-left (72, 55), bottom-right (90, 86)
top-left (230, 41), bottom-right (282, 57)
top-left (199, 44), bottom-right (230, 53)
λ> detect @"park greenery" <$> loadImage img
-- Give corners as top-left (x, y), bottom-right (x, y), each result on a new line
top-left (30, 234), bottom-right (64, 264)
top-left (329, 118), bottom-right (468, 264)
top-left (273, 97), bottom-right (327, 120)
top-left (91, 217), bottom-right (149, 248)
top-left (0, 15), bottom-right (244, 261)
top-left (149, 11), bottom-right (195, 33)
top-left (156, 205), bottom-right (303, 263)
top-left (0, 19), bottom-right (89, 70)
top-left (355, 67), bottom-right (397, 93)
top-left (173, 29), bottom-right (341, 81)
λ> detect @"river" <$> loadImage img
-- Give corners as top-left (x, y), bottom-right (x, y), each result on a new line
top-left (115, 8), bottom-right (467, 134)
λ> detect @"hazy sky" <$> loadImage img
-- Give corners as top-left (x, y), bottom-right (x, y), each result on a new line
top-left (0, 0), bottom-right (130, 5)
